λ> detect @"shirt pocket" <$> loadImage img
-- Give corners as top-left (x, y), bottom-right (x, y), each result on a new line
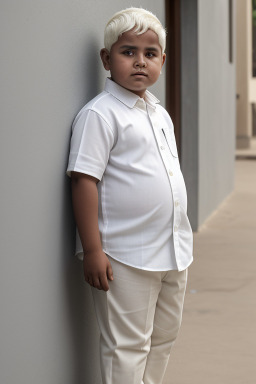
top-left (161, 127), bottom-right (179, 158)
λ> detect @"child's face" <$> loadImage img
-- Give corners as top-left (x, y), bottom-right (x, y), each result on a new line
top-left (101, 29), bottom-right (166, 98)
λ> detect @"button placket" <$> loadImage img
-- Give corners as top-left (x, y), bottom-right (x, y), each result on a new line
top-left (148, 109), bottom-right (182, 266)
top-left (147, 108), bottom-right (193, 271)
top-left (173, 197), bottom-right (181, 233)
top-left (150, 115), bottom-right (178, 220)
top-left (149, 114), bottom-right (169, 166)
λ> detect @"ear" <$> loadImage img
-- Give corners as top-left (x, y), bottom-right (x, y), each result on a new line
top-left (100, 48), bottom-right (111, 71)
top-left (161, 53), bottom-right (166, 67)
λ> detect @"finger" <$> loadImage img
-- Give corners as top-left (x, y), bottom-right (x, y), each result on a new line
top-left (92, 277), bottom-right (103, 290)
top-left (86, 275), bottom-right (94, 286)
top-left (99, 273), bottom-right (109, 292)
top-left (107, 262), bottom-right (114, 281)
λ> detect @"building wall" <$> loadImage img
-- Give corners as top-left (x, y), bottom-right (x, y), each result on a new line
top-left (181, 0), bottom-right (236, 229)
top-left (236, 0), bottom-right (253, 148)
top-left (0, 1), bottom-right (165, 383)
top-left (198, 0), bottom-right (236, 225)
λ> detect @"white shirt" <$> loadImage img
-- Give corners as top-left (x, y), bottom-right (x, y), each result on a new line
top-left (67, 78), bottom-right (193, 271)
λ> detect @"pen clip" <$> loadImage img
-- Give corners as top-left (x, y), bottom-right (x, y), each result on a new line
top-left (161, 129), bottom-right (172, 153)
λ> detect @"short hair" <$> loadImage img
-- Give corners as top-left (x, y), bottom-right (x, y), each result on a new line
top-left (104, 7), bottom-right (166, 54)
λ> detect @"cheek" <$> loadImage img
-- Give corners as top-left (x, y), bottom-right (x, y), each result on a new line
top-left (112, 66), bottom-right (125, 78)
top-left (150, 63), bottom-right (162, 77)
top-left (115, 63), bottom-right (130, 77)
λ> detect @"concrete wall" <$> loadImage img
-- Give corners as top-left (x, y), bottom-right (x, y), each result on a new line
top-left (181, 0), bottom-right (236, 229)
top-left (198, 0), bottom-right (236, 225)
top-left (0, 1), bottom-right (165, 383)
top-left (236, 0), bottom-right (254, 148)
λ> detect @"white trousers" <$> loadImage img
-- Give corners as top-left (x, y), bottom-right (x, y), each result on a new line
top-left (91, 257), bottom-right (188, 384)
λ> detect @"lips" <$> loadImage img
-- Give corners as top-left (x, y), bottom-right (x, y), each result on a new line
top-left (132, 72), bottom-right (147, 76)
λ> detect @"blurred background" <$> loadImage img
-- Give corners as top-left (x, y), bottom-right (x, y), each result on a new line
top-left (0, 0), bottom-right (255, 383)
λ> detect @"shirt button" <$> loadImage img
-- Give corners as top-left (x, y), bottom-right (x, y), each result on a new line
top-left (175, 201), bottom-right (179, 207)
top-left (174, 226), bottom-right (178, 232)
top-left (160, 146), bottom-right (165, 150)
top-left (169, 170), bottom-right (173, 176)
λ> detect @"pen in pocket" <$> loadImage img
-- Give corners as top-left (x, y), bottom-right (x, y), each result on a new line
top-left (161, 129), bottom-right (172, 152)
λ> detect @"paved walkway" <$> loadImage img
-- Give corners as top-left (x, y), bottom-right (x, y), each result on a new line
top-left (236, 137), bottom-right (256, 160)
top-left (164, 158), bottom-right (256, 383)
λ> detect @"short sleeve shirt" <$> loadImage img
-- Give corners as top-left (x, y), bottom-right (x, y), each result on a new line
top-left (67, 78), bottom-right (193, 271)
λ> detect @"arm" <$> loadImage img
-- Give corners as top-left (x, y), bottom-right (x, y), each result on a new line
top-left (71, 171), bottom-right (113, 291)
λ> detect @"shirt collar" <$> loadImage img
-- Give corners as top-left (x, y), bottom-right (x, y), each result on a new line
top-left (104, 78), bottom-right (160, 110)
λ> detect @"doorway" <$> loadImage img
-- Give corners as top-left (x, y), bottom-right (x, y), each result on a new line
top-left (165, 0), bottom-right (182, 156)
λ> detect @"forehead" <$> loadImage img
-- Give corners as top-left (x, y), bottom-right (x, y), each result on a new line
top-left (114, 29), bottom-right (161, 49)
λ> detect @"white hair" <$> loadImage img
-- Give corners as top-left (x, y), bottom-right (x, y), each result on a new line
top-left (104, 7), bottom-right (166, 53)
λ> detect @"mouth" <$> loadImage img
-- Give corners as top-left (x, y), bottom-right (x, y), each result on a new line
top-left (132, 72), bottom-right (148, 77)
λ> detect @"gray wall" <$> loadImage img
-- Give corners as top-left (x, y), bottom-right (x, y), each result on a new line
top-left (0, 1), bottom-right (165, 383)
top-left (181, 0), bottom-right (236, 229)
top-left (198, 0), bottom-right (236, 225)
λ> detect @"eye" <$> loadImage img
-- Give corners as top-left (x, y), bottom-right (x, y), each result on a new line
top-left (123, 50), bottom-right (134, 56)
top-left (146, 52), bottom-right (156, 58)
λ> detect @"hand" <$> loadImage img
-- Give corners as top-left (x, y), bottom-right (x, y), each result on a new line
top-left (83, 251), bottom-right (113, 291)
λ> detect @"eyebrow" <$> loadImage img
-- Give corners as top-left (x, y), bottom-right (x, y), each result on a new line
top-left (119, 45), bottom-right (160, 52)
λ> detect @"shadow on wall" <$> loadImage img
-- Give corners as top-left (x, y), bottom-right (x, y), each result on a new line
top-left (61, 42), bottom-right (103, 384)
top-left (62, 160), bottom-right (101, 384)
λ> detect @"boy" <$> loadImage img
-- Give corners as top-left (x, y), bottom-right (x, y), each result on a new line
top-left (67, 7), bottom-right (193, 384)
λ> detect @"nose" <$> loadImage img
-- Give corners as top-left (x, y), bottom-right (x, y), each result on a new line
top-left (134, 53), bottom-right (146, 68)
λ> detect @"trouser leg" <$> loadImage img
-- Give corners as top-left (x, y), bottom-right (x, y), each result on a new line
top-left (143, 269), bottom-right (188, 384)
top-left (91, 257), bottom-right (161, 384)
